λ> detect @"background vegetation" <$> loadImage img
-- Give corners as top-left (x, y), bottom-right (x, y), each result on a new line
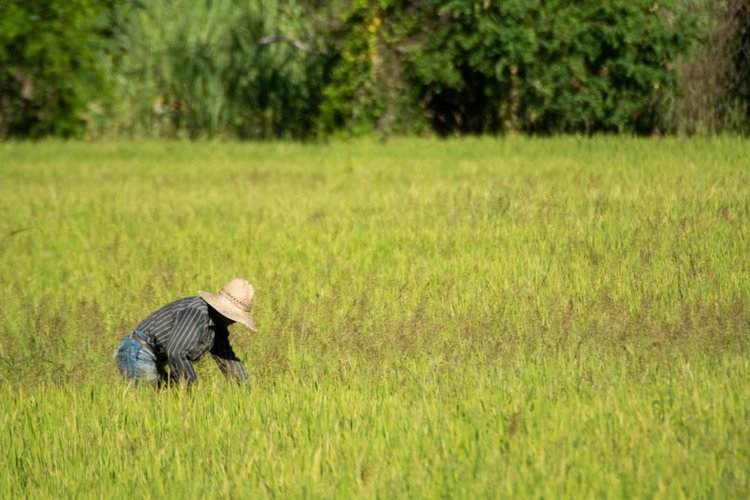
top-left (2, 0), bottom-right (749, 139)
top-left (0, 138), bottom-right (748, 495)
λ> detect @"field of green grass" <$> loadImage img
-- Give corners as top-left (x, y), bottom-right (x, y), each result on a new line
top-left (0, 138), bottom-right (748, 497)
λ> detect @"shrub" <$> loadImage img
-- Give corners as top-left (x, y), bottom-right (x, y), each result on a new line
top-left (317, 0), bottom-right (435, 137)
top-left (401, 0), bottom-right (700, 135)
top-left (0, 0), bottom-right (118, 138)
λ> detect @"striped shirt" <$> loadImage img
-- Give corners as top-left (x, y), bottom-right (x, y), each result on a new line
top-left (135, 296), bottom-right (249, 385)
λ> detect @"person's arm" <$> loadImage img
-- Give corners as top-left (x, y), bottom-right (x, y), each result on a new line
top-left (165, 308), bottom-right (205, 385)
top-left (210, 330), bottom-right (250, 385)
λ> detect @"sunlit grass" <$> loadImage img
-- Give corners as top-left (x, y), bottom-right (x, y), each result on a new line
top-left (0, 137), bottom-right (748, 496)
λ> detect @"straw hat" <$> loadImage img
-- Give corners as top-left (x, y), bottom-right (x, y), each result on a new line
top-left (199, 278), bottom-right (258, 332)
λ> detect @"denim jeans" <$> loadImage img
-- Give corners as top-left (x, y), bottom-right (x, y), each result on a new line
top-left (114, 335), bottom-right (159, 385)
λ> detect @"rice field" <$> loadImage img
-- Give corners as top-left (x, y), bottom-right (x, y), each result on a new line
top-left (0, 137), bottom-right (748, 497)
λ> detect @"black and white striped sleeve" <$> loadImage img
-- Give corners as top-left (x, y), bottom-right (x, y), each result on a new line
top-left (165, 308), bottom-right (205, 384)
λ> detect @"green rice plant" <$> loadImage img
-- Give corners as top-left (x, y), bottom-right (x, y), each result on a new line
top-left (0, 137), bottom-right (747, 496)
top-left (0, 352), bottom-right (747, 496)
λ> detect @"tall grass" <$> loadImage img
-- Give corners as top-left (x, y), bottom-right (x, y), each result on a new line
top-left (0, 137), bottom-right (748, 496)
top-left (2, 354), bottom-right (748, 497)
top-left (101, 0), bottom-right (326, 139)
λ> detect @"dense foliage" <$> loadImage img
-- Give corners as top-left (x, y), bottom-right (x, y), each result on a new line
top-left (0, 0), bottom-right (745, 138)
top-left (0, 0), bottom-right (116, 137)
top-left (404, 0), bottom-right (698, 134)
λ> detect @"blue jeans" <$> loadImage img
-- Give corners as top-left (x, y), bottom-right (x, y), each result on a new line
top-left (114, 335), bottom-right (159, 385)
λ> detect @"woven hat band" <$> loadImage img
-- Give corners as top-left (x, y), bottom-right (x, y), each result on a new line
top-left (219, 289), bottom-right (251, 310)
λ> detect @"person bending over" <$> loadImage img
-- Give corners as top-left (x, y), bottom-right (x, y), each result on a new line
top-left (114, 278), bottom-right (257, 387)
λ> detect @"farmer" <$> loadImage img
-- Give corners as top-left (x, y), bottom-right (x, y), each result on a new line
top-left (114, 278), bottom-right (257, 387)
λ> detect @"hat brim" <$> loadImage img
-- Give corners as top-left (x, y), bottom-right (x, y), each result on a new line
top-left (199, 291), bottom-right (258, 332)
